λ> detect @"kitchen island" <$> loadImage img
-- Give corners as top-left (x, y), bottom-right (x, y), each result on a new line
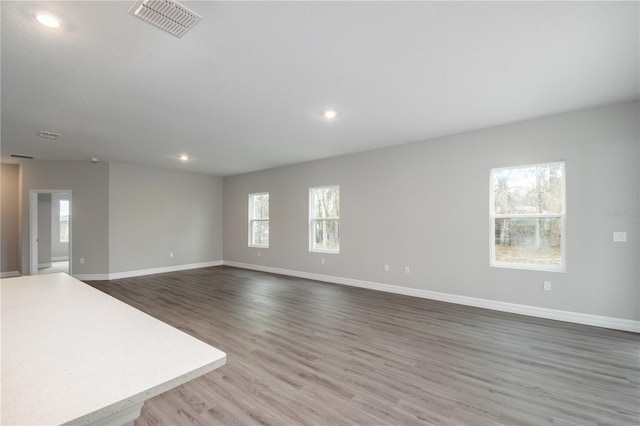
top-left (1, 273), bottom-right (226, 425)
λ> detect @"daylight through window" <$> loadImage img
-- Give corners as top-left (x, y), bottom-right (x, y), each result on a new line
top-left (248, 193), bottom-right (269, 247)
top-left (59, 199), bottom-right (69, 243)
top-left (310, 186), bottom-right (340, 253)
top-left (490, 162), bottom-right (565, 271)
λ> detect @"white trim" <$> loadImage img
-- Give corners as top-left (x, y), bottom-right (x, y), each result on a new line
top-left (1, 271), bottom-right (21, 279)
top-left (52, 256), bottom-right (69, 261)
top-left (38, 262), bottom-right (53, 269)
top-left (74, 261), bottom-right (224, 282)
top-left (223, 261), bottom-right (640, 333)
top-left (73, 273), bottom-right (110, 281)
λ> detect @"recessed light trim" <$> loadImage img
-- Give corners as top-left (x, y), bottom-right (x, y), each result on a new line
top-left (323, 110), bottom-right (337, 120)
top-left (178, 154), bottom-right (190, 161)
top-left (35, 13), bottom-right (61, 28)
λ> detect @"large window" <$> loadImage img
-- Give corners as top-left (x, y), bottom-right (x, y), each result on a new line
top-left (248, 192), bottom-right (269, 247)
top-left (490, 162), bottom-right (565, 271)
top-left (59, 199), bottom-right (69, 243)
top-left (310, 185), bottom-right (340, 253)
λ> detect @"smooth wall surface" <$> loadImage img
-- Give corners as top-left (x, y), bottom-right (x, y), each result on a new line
top-left (20, 161), bottom-right (110, 275)
top-left (224, 101), bottom-right (640, 321)
top-left (108, 163), bottom-right (223, 274)
top-left (1, 164), bottom-right (20, 273)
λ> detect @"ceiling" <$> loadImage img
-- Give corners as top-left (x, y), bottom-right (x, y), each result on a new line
top-left (1, 1), bottom-right (638, 177)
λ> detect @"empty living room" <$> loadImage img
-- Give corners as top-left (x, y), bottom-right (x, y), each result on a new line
top-left (1, 1), bottom-right (638, 425)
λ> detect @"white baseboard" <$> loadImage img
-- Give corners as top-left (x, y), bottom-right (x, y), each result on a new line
top-left (0, 271), bottom-right (21, 279)
top-left (52, 256), bottom-right (69, 261)
top-left (74, 260), bottom-right (223, 282)
top-left (38, 262), bottom-right (52, 269)
top-left (73, 273), bottom-right (110, 281)
top-left (223, 261), bottom-right (640, 333)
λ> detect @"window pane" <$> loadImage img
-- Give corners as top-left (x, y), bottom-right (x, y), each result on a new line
top-left (60, 220), bottom-right (69, 243)
top-left (494, 217), bottom-right (562, 267)
top-left (60, 199), bottom-right (69, 243)
top-left (312, 187), bottom-right (339, 219)
top-left (493, 163), bottom-right (564, 214)
top-left (249, 193), bottom-right (269, 219)
top-left (312, 219), bottom-right (339, 251)
top-left (251, 194), bottom-right (269, 219)
top-left (251, 220), bottom-right (269, 246)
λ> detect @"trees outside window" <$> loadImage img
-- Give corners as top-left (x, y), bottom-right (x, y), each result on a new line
top-left (309, 186), bottom-right (339, 253)
top-left (249, 193), bottom-right (269, 247)
top-left (490, 162), bottom-right (565, 271)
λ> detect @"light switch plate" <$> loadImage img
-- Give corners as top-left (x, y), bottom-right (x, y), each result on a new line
top-left (613, 232), bottom-right (627, 242)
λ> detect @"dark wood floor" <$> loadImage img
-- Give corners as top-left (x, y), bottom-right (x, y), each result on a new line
top-left (86, 266), bottom-right (639, 425)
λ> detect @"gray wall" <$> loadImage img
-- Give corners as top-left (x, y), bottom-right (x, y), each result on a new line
top-left (108, 163), bottom-right (223, 274)
top-left (15, 161), bottom-right (224, 277)
top-left (1, 164), bottom-right (20, 273)
top-left (223, 101), bottom-right (640, 321)
top-left (20, 161), bottom-right (110, 275)
top-left (37, 193), bottom-right (52, 266)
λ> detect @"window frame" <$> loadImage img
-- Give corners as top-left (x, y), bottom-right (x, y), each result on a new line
top-left (309, 185), bottom-right (340, 254)
top-left (489, 161), bottom-right (566, 272)
top-left (248, 192), bottom-right (269, 248)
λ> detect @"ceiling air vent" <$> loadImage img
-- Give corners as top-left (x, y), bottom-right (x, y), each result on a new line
top-left (128, 0), bottom-right (201, 38)
top-left (11, 154), bottom-right (34, 159)
top-left (38, 131), bottom-right (61, 140)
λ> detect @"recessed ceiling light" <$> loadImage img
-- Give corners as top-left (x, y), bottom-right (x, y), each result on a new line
top-left (178, 154), bottom-right (190, 161)
top-left (35, 13), bottom-right (61, 28)
top-left (323, 110), bottom-right (337, 120)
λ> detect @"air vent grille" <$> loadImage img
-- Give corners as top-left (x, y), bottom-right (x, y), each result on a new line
top-left (38, 131), bottom-right (61, 140)
top-left (128, 0), bottom-right (201, 38)
top-left (11, 154), bottom-right (34, 159)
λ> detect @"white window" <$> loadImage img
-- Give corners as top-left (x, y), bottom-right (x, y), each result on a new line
top-left (59, 199), bottom-right (69, 243)
top-left (248, 193), bottom-right (269, 247)
top-left (309, 185), bottom-right (340, 253)
top-left (490, 161), bottom-right (566, 272)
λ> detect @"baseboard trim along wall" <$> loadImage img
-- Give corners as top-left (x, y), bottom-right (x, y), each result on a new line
top-left (74, 260), bottom-right (223, 281)
top-left (0, 271), bottom-right (21, 278)
top-left (223, 261), bottom-right (640, 333)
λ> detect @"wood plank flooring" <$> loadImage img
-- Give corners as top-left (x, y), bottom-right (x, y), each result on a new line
top-left (86, 266), bottom-right (640, 425)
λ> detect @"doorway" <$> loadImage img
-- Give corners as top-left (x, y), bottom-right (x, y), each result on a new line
top-left (29, 190), bottom-right (72, 275)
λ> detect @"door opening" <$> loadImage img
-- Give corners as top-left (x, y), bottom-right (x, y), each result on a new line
top-left (29, 190), bottom-right (72, 276)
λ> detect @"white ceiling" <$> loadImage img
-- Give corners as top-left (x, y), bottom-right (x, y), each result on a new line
top-left (1, 1), bottom-right (638, 177)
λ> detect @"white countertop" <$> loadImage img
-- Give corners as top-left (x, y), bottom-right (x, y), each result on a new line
top-left (1, 273), bottom-right (226, 425)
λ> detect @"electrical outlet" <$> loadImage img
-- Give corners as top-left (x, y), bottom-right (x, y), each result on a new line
top-left (169, 252), bottom-right (174, 258)
top-left (384, 264), bottom-right (389, 272)
top-left (321, 258), bottom-right (325, 265)
top-left (543, 281), bottom-right (551, 291)
top-left (405, 266), bottom-right (410, 274)
top-left (79, 257), bottom-right (85, 264)
top-left (258, 251), bottom-right (261, 257)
